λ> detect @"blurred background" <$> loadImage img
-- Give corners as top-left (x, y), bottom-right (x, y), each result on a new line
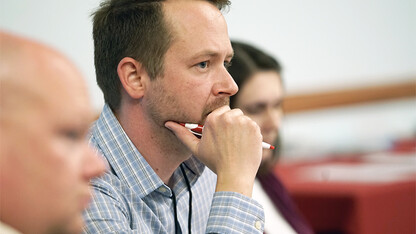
top-left (1, 1), bottom-right (415, 233)
top-left (224, 0), bottom-right (416, 158)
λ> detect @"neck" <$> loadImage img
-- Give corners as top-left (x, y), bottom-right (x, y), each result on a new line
top-left (116, 103), bottom-right (191, 184)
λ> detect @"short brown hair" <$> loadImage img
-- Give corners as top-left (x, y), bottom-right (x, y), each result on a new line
top-left (92, 0), bottom-right (231, 111)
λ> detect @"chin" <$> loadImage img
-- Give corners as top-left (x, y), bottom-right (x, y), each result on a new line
top-left (47, 213), bottom-right (84, 234)
top-left (64, 215), bottom-right (85, 234)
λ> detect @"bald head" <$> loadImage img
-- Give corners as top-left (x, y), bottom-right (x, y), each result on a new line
top-left (0, 32), bottom-right (88, 123)
top-left (0, 32), bottom-right (105, 234)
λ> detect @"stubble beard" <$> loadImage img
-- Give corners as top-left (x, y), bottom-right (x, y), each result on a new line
top-left (145, 81), bottom-right (230, 153)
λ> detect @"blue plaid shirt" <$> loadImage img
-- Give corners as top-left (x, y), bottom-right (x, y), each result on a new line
top-left (83, 105), bottom-right (265, 233)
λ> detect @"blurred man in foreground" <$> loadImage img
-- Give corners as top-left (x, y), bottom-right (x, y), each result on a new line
top-left (0, 32), bottom-right (106, 234)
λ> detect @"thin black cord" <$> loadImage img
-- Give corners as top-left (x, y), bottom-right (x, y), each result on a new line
top-left (180, 164), bottom-right (192, 234)
top-left (171, 191), bottom-right (182, 234)
top-left (171, 164), bottom-right (193, 234)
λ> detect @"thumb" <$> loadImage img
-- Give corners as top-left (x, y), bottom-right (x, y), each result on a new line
top-left (165, 121), bottom-right (200, 155)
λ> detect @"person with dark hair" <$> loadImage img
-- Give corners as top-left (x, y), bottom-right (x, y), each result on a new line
top-left (83, 1), bottom-right (265, 233)
top-left (229, 41), bottom-right (314, 234)
top-left (0, 31), bottom-right (106, 234)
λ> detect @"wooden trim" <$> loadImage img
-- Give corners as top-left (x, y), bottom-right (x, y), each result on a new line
top-left (283, 80), bottom-right (416, 113)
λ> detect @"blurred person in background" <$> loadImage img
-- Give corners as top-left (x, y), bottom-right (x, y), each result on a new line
top-left (229, 41), bottom-right (313, 234)
top-left (0, 32), bottom-right (106, 234)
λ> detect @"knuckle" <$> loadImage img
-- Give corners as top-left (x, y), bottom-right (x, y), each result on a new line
top-left (231, 108), bottom-right (244, 116)
top-left (222, 114), bottom-right (233, 125)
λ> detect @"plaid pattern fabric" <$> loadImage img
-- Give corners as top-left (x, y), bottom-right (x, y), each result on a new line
top-left (83, 104), bottom-right (264, 233)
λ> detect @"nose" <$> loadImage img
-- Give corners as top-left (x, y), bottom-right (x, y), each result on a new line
top-left (212, 68), bottom-right (238, 97)
top-left (82, 144), bottom-right (106, 180)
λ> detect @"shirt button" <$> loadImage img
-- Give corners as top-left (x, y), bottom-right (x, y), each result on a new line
top-left (158, 187), bottom-right (167, 193)
top-left (254, 220), bottom-right (262, 230)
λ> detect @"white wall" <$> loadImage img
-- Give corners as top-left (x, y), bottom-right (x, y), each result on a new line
top-left (225, 0), bottom-right (416, 94)
top-left (1, 0), bottom-right (102, 110)
top-left (2, 0), bottom-right (415, 108)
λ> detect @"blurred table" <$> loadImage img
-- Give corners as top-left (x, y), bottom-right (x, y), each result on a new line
top-left (275, 151), bottom-right (416, 234)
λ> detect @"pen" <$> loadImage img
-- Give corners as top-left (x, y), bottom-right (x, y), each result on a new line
top-left (180, 123), bottom-right (275, 150)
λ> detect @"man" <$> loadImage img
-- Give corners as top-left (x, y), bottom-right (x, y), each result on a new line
top-left (0, 32), bottom-right (106, 234)
top-left (84, 0), bottom-right (265, 233)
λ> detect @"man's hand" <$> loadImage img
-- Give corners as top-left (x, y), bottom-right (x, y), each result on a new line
top-left (165, 105), bottom-right (263, 197)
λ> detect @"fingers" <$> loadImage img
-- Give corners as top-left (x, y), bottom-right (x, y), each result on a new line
top-left (164, 121), bottom-right (200, 155)
top-left (205, 106), bottom-right (244, 129)
top-left (166, 105), bottom-right (263, 197)
top-left (213, 108), bottom-right (244, 121)
top-left (206, 107), bottom-right (258, 140)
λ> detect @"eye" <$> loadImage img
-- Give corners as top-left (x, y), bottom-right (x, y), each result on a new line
top-left (273, 102), bottom-right (283, 110)
top-left (63, 130), bottom-right (82, 140)
top-left (197, 61), bottom-right (208, 69)
top-left (60, 128), bottom-right (85, 142)
top-left (244, 104), bottom-right (267, 115)
top-left (272, 100), bottom-right (284, 111)
top-left (224, 61), bottom-right (232, 69)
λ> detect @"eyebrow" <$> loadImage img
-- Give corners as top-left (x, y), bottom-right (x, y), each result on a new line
top-left (190, 49), bottom-right (234, 61)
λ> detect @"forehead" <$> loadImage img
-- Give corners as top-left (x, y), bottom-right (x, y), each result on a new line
top-left (12, 55), bottom-right (91, 126)
top-left (1, 79), bottom-right (92, 144)
top-left (163, 0), bottom-right (232, 58)
top-left (0, 34), bottom-right (93, 135)
top-left (238, 71), bottom-right (283, 104)
top-left (39, 63), bottom-right (92, 125)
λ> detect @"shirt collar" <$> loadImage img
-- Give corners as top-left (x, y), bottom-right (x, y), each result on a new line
top-left (92, 104), bottom-right (205, 197)
top-left (183, 155), bottom-right (205, 178)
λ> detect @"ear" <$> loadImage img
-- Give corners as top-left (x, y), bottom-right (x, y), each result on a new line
top-left (117, 57), bottom-right (148, 99)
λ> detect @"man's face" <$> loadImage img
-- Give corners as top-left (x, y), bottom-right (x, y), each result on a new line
top-left (235, 71), bottom-right (284, 162)
top-left (144, 1), bottom-right (238, 127)
top-left (0, 53), bottom-right (105, 234)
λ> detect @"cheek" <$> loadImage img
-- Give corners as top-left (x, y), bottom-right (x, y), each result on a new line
top-left (5, 123), bottom-right (86, 228)
top-left (154, 80), bottom-right (211, 122)
top-left (43, 140), bottom-right (85, 214)
top-left (18, 134), bottom-right (84, 219)
top-left (51, 140), bottom-right (84, 178)
top-left (176, 78), bottom-right (211, 106)
top-left (35, 135), bottom-right (85, 190)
